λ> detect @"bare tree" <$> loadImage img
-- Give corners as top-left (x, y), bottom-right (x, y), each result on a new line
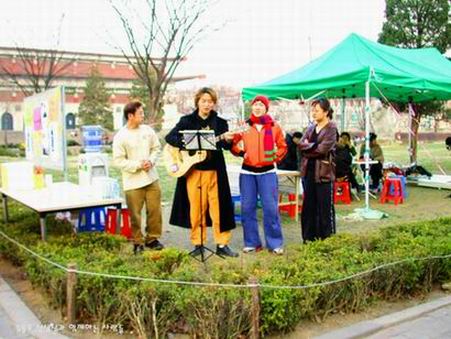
top-left (0, 15), bottom-right (76, 96)
top-left (110, 0), bottom-right (219, 125)
top-left (0, 46), bottom-right (77, 96)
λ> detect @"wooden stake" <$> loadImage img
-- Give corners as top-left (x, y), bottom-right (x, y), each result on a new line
top-left (250, 276), bottom-right (260, 339)
top-left (67, 263), bottom-right (77, 325)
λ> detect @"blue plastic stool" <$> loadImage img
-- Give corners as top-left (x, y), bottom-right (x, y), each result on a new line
top-left (231, 194), bottom-right (241, 223)
top-left (389, 175), bottom-right (408, 198)
top-left (77, 207), bottom-right (106, 232)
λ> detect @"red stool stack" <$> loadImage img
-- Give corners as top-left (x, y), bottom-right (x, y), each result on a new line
top-left (380, 177), bottom-right (404, 205)
top-left (333, 181), bottom-right (351, 204)
top-left (105, 208), bottom-right (132, 239)
top-left (279, 193), bottom-right (302, 218)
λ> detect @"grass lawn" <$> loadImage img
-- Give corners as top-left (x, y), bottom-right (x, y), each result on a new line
top-left (383, 140), bottom-right (451, 174)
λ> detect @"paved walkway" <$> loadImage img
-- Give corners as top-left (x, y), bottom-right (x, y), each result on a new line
top-left (317, 295), bottom-right (451, 339)
top-left (0, 276), bottom-right (67, 339)
top-left (367, 304), bottom-right (451, 339)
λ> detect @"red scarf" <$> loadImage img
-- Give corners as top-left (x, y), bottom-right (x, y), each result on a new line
top-left (250, 114), bottom-right (275, 162)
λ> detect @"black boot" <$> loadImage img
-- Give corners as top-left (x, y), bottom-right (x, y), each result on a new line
top-left (145, 239), bottom-right (164, 250)
top-left (133, 244), bottom-right (144, 255)
top-left (216, 245), bottom-right (238, 258)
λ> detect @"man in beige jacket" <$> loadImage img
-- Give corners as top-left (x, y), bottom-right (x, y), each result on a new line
top-left (113, 101), bottom-right (163, 254)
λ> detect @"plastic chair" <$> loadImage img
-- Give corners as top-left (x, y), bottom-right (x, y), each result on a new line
top-left (389, 175), bottom-right (407, 198)
top-left (334, 181), bottom-right (351, 204)
top-left (231, 195), bottom-right (242, 223)
top-left (105, 208), bottom-right (132, 239)
top-left (279, 193), bottom-right (301, 218)
top-left (380, 177), bottom-right (404, 205)
top-left (77, 207), bottom-right (106, 232)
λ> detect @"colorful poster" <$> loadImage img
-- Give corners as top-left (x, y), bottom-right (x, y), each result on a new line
top-left (23, 87), bottom-right (66, 171)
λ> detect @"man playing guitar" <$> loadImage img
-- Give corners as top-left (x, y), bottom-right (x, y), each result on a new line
top-left (165, 87), bottom-right (239, 258)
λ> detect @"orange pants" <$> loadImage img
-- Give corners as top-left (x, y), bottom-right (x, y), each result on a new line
top-left (186, 169), bottom-right (231, 246)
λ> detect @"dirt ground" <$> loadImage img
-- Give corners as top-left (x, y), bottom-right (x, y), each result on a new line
top-left (159, 185), bottom-right (451, 253)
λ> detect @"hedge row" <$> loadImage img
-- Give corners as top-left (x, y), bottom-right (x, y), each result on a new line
top-left (0, 209), bottom-right (450, 338)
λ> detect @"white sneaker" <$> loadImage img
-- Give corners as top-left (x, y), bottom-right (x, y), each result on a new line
top-left (243, 246), bottom-right (262, 253)
top-left (272, 248), bottom-right (284, 255)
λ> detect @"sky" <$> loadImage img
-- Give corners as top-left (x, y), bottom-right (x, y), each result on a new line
top-left (0, 0), bottom-right (386, 89)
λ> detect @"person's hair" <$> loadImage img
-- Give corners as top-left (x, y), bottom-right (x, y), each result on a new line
top-left (340, 132), bottom-right (351, 140)
top-left (123, 101), bottom-right (143, 121)
top-left (292, 131), bottom-right (303, 139)
top-left (369, 132), bottom-right (377, 142)
top-left (445, 136), bottom-right (451, 150)
top-left (194, 87), bottom-right (218, 108)
top-left (311, 97), bottom-right (333, 119)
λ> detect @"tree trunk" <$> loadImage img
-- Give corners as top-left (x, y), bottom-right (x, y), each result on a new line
top-left (409, 110), bottom-right (421, 165)
top-left (146, 97), bottom-right (164, 131)
top-left (147, 97), bottom-right (158, 124)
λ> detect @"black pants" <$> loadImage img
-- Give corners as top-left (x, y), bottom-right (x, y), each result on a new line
top-left (337, 169), bottom-right (360, 192)
top-left (301, 176), bottom-right (336, 242)
top-left (370, 162), bottom-right (383, 189)
top-left (360, 162), bottom-right (383, 189)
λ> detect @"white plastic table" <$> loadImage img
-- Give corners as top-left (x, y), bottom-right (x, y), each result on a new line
top-left (407, 175), bottom-right (451, 190)
top-left (227, 165), bottom-right (301, 221)
top-left (0, 182), bottom-right (123, 241)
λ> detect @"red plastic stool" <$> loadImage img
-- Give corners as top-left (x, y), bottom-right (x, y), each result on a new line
top-left (279, 193), bottom-right (302, 218)
top-left (334, 181), bottom-right (351, 204)
top-left (106, 208), bottom-right (132, 239)
top-left (380, 178), bottom-right (403, 205)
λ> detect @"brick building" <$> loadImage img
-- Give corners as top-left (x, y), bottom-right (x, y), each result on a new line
top-left (0, 46), bottom-right (200, 132)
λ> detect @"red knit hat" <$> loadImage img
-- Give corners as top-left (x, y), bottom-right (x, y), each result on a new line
top-left (251, 95), bottom-right (270, 112)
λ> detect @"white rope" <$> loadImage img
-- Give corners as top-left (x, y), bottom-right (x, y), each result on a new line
top-left (0, 230), bottom-right (68, 271)
top-left (0, 229), bottom-right (449, 290)
top-left (275, 89), bottom-right (327, 104)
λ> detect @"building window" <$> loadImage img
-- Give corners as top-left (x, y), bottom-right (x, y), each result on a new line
top-left (1, 112), bottom-right (13, 130)
top-left (115, 106), bottom-right (122, 113)
top-left (15, 104), bottom-right (21, 112)
top-left (66, 112), bottom-right (76, 130)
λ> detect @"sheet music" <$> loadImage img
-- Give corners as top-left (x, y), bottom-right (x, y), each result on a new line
top-left (180, 130), bottom-right (217, 151)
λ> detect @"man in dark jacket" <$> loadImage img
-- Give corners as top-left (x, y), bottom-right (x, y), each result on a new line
top-left (336, 132), bottom-right (360, 192)
top-left (278, 131), bottom-right (303, 170)
top-left (165, 87), bottom-right (238, 258)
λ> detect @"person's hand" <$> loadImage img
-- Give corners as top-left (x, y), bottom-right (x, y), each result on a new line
top-left (141, 160), bottom-right (153, 171)
top-left (222, 131), bottom-right (235, 142)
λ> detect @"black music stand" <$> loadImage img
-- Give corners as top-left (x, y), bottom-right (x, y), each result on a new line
top-left (180, 130), bottom-right (225, 262)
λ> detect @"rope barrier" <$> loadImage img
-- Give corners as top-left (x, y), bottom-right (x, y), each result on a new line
top-left (1, 229), bottom-right (450, 290)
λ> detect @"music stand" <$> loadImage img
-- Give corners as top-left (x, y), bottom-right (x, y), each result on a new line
top-left (180, 130), bottom-right (225, 262)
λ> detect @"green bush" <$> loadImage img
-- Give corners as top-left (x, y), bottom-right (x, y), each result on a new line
top-left (0, 213), bottom-right (450, 338)
top-left (67, 140), bottom-right (81, 146)
top-left (0, 146), bottom-right (20, 157)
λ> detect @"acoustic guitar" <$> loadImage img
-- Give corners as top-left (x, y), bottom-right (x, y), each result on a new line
top-left (163, 127), bottom-right (247, 178)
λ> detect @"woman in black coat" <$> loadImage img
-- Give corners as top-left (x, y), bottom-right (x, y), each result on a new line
top-left (165, 87), bottom-right (238, 257)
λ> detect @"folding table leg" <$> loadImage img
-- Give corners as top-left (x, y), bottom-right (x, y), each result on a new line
top-left (39, 213), bottom-right (47, 241)
top-left (2, 194), bottom-right (8, 223)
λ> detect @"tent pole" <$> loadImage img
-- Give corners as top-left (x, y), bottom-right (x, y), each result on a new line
top-left (364, 81), bottom-right (371, 211)
top-left (240, 91), bottom-right (245, 121)
top-left (340, 97), bottom-right (346, 132)
top-left (407, 102), bottom-right (414, 164)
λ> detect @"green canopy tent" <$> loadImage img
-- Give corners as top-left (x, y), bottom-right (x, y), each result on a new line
top-left (242, 33), bottom-right (451, 218)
